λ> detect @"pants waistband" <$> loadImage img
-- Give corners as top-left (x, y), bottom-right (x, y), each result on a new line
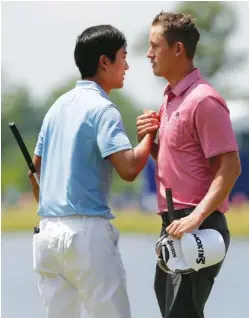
top-left (160, 207), bottom-right (195, 226)
top-left (38, 215), bottom-right (111, 233)
top-left (160, 208), bottom-right (223, 228)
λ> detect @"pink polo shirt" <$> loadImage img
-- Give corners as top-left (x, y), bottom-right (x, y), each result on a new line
top-left (156, 68), bottom-right (238, 213)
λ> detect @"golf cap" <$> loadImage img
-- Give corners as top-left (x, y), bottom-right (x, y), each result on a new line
top-left (156, 229), bottom-right (226, 274)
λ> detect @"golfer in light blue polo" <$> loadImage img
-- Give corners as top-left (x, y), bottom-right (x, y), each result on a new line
top-left (29, 25), bottom-right (157, 318)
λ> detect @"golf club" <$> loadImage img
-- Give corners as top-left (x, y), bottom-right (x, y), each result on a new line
top-left (8, 122), bottom-right (40, 186)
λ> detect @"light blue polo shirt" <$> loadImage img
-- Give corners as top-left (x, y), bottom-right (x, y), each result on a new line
top-left (34, 80), bottom-right (132, 219)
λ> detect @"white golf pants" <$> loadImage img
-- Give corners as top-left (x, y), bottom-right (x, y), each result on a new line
top-left (33, 215), bottom-right (131, 318)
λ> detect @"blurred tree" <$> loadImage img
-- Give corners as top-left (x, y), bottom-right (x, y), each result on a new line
top-left (133, 1), bottom-right (248, 99)
top-left (1, 136), bottom-right (38, 195)
top-left (2, 86), bottom-right (43, 150)
top-left (2, 84), bottom-right (44, 195)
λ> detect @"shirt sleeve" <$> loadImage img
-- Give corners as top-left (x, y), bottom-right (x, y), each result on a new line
top-left (95, 104), bottom-right (132, 158)
top-left (34, 119), bottom-right (46, 157)
top-left (194, 96), bottom-right (238, 159)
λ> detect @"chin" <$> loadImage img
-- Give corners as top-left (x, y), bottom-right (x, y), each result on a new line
top-left (115, 81), bottom-right (124, 89)
top-left (153, 69), bottom-right (164, 77)
top-left (153, 70), bottom-right (160, 76)
top-left (152, 67), bottom-right (159, 76)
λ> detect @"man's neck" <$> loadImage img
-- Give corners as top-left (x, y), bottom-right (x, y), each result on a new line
top-left (167, 62), bottom-right (195, 89)
top-left (84, 76), bottom-right (110, 94)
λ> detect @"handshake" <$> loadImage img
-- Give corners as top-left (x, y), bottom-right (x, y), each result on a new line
top-left (136, 110), bottom-right (160, 142)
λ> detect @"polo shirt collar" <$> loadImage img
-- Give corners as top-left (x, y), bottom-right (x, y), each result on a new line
top-left (164, 68), bottom-right (202, 97)
top-left (76, 80), bottom-right (110, 101)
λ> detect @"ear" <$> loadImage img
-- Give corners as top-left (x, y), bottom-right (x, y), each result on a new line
top-left (99, 54), bottom-right (110, 71)
top-left (175, 42), bottom-right (184, 57)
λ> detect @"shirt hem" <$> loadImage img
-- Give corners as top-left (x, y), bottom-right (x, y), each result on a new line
top-left (205, 147), bottom-right (238, 159)
top-left (34, 149), bottom-right (42, 157)
top-left (102, 144), bottom-right (132, 158)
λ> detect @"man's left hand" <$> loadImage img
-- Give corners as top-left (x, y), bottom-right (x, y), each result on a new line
top-left (166, 213), bottom-right (204, 239)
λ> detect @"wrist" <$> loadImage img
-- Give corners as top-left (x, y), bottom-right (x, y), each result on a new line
top-left (144, 133), bottom-right (154, 143)
top-left (191, 209), bottom-right (206, 224)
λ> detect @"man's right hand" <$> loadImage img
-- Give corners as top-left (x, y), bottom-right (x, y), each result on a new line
top-left (136, 110), bottom-right (160, 142)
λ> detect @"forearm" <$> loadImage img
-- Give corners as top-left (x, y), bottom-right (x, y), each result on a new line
top-left (133, 134), bottom-right (154, 174)
top-left (192, 166), bottom-right (240, 221)
top-left (28, 172), bottom-right (39, 203)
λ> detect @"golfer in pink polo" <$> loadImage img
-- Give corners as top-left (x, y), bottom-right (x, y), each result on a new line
top-left (136, 12), bottom-right (241, 318)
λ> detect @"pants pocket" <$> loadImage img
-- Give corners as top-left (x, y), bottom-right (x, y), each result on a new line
top-left (33, 232), bottom-right (57, 274)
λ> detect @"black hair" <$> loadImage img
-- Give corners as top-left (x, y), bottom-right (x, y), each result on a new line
top-left (74, 25), bottom-right (127, 78)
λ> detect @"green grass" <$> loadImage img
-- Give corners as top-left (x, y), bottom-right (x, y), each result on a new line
top-left (1, 202), bottom-right (249, 237)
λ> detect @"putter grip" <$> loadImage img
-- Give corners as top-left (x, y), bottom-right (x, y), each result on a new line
top-left (165, 188), bottom-right (174, 223)
top-left (8, 122), bottom-right (36, 174)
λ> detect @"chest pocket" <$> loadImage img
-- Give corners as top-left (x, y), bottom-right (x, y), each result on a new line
top-left (166, 114), bottom-right (185, 148)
